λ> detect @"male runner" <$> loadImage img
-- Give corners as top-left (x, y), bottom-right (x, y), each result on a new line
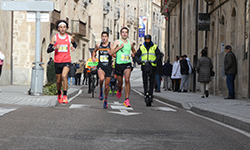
top-left (92, 31), bottom-right (113, 109)
top-left (110, 27), bottom-right (136, 107)
top-left (47, 20), bottom-right (77, 104)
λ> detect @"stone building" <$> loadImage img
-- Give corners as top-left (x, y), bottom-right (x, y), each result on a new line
top-left (0, 0), bottom-right (93, 86)
top-left (161, 0), bottom-right (250, 99)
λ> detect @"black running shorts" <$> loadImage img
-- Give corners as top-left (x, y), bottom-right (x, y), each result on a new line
top-left (98, 66), bottom-right (112, 77)
top-left (54, 62), bottom-right (71, 74)
top-left (115, 63), bottom-right (132, 76)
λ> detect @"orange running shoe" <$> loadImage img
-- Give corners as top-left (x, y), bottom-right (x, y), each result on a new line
top-left (62, 95), bottom-right (68, 104)
top-left (57, 91), bottom-right (63, 104)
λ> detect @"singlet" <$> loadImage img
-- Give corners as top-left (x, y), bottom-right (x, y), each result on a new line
top-left (54, 33), bottom-right (71, 63)
top-left (116, 39), bottom-right (131, 64)
top-left (98, 42), bottom-right (112, 67)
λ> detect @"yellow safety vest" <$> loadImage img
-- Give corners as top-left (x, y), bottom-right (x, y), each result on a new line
top-left (140, 44), bottom-right (157, 67)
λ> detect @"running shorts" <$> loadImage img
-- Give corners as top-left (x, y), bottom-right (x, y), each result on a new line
top-left (98, 66), bottom-right (112, 77)
top-left (115, 63), bottom-right (132, 76)
top-left (54, 62), bottom-right (71, 74)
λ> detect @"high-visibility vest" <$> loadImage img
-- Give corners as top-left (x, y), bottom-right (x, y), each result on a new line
top-left (140, 44), bottom-right (157, 67)
top-left (85, 58), bottom-right (99, 73)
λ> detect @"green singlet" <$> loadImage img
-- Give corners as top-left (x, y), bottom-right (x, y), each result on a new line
top-left (116, 39), bottom-right (131, 64)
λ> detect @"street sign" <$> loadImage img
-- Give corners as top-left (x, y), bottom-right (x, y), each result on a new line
top-left (1, 1), bottom-right (54, 11)
top-left (27, 12), bottom-right (50, 22)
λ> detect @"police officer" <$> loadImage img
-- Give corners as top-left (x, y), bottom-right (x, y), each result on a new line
top-left (135, 34), bottom-right (161, 100)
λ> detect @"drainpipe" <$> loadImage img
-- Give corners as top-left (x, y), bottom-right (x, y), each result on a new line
top-left (168, 12), bottom-right (170, 61)
top-left (179, 0), bottom-right (182, 56)
top-left (205, 2), bottom-right (208, 47)
top-left (11, 11), bottom-right (13, 84)
top-left (193, 0), bottom-right (198, 92)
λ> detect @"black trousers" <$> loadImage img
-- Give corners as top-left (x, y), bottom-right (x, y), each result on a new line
top-left (173, 79), bottom-right (181, 91)
top-left (142, 68), bottom-right (156, 96)
top-left (75, 73), bottom-right (82, 85)
top-left (88, 73), bottom-right (99, 91)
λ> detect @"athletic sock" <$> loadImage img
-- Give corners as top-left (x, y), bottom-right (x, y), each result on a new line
top-left (58, 90), bottom-right (61, 95)
top-left (104, 96), bottom-right (107, 100)
top-left (63, 90), bottom-right (67, 96)
top-left (125, 98), bottom-right (129, 100)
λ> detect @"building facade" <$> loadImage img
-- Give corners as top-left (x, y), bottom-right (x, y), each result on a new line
top-left (162, 0), bottom-right (250, 99)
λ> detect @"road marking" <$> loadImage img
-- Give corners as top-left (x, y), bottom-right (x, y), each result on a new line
top-left (0, 107), bottom-right (17, 116)
top-left (69, 104), bottom-right (91, 109)
top-left (132, 88), bottom-right (178, 109)
top-left (187, 110), bottom-right (250, 138)
top-left (108, 101), bottom-right (142, 116)
top-left (153, 107), bottom-right (176, 112)
top-left (68, 90), bottom-right (82, 103)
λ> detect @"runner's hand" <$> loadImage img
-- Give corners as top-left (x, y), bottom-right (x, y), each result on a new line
top-left (119, 43), bottom-right (124, 49)
top-left (55, 45), bottom-right (60, 50)
top-left (92, 57), bottom-right (96, 62)
top-left (71, 45), bottom-right (75, 51)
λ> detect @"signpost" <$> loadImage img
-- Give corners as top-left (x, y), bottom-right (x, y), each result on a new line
top-left (1, 1), bottom-right (54, 96)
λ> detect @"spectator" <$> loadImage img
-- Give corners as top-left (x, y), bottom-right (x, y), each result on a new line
top-left (197, 48), bottom-right (213, 98)
top-left (224, 45), bottom-right (237, 99)
top-left (75, 59), bottom-right (85, 86)
top-left (155, 52), bottom-right (163, 92)
top-left (82, 65), bottom-right (88, 85)
top-left (171, 56), bottom-right (182, 92)
top-left (68, 63), bottom-right (76, 86)
top-left (162, 60), bottom-right (172, 91)
top-left (0, 51), bottom-right (5, 77)
top-left (47, 57), bottom-right (53, 67)
top-left (178, 56), bottom-right (189, 92)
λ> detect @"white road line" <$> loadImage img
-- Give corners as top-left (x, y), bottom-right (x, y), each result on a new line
top-left (132, 89), bottom-right (177, 109)
top-left (68, 90), bottom-right (82, 103)
top-left (187, 110), bottom-right (250, 138)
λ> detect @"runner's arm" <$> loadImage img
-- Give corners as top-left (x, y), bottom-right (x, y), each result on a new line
top-left (131, 42), bottom-right (136, 57)
top-left (134, 48), bottom-right (142, 64)
top-left (110, 40), bottom-right (123, 55)
top-left (92, 43), bottom-right (99, 62)
top-left (47, 36), bottom-right (56, 53)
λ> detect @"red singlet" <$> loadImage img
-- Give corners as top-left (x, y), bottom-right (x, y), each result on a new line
top-left (54, 33), bottom-right (71, 63)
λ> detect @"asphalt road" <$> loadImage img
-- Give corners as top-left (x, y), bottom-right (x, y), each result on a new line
top-left (0, 86), bottom-right (249, 150)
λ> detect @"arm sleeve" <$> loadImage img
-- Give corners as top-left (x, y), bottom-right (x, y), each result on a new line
top-left (47, 43), bottom-right (55, 53)
top-left (72, 41), bottom-right (77, 49)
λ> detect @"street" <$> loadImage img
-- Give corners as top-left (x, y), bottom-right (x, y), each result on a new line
top-left (0, 83), bottom-right (249, 149)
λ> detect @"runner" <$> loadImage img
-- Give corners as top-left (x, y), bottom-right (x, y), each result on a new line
top-left (110, 27), bottom-right (136, 107)
top-left (47, 20), bottom-right (77, 104)
top-left (92, 31), bottom-right (113, 109)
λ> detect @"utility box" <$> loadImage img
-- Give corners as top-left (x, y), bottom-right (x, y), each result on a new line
top-left (30, 65), bottom-right (44, 96)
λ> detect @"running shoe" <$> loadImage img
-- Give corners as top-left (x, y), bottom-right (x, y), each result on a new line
top-left (99, 90), bottom-right (104, 100)
top-left (103, 100), bottom-right (108, 109)
top-left (62, 95), bottom-right (68, 104)
top-left (116, 87), bottom-right (123, 99)
top-left (57, 91), bottom-right (63, 104)
top-left (123, 99), bottom-right (131, 107)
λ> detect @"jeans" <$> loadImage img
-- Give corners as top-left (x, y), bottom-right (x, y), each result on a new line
top-left (155, 74), bottom-right (161, 91)
top-left (163, 75), bottom-right (171, 90)
top-left (226, 74), bottom-right (236, 98)
top-left (68, 76), bottom-right (75, 85)
top-left (200, 82), bottom-right (209, 96)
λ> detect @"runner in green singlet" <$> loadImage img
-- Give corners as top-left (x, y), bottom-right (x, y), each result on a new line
top-left (110, 27), bottom-right (136, 107)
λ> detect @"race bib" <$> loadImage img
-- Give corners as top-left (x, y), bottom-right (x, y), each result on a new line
top-left (58, 45), bottom-right (68, 52)
top-left (121, 54), bottom-right (130, 61)
top-left (100, 55), bottom-right (109, 62)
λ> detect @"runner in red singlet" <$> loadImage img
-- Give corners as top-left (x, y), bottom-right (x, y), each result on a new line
top-left (47, 20), bottom-right (77, 104)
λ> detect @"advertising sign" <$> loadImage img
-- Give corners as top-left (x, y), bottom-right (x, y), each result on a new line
top-left (139, 16), bottom-right (147, 37)
top-left (198, 13), bottom-right (210, 31)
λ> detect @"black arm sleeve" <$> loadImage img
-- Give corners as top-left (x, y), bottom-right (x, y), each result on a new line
top-left (47, 43), bottom-right (55, 53)
top-left (72, 41), bottom-right (77, 49)
top-left (134, 48), bottom-right (142, 64)
top-left (154, 46), bottom-right (161, 63)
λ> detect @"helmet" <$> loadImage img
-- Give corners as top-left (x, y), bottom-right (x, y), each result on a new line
top-left (144, 34), bottom-right (151, 41)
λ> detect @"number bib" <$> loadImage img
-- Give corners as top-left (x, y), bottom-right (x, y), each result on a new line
top-left (100, 55), bottom-right (109, 62)
top-left (58, 45), bottom-right (68, 52)
top-left (121, 54), bottom-right (130, 62)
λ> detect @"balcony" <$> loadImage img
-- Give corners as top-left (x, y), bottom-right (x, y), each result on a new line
top-left (114, 8), bottom-right (120, 21)
top-left (51, 9), bottom-right (60, 26)
top-left (103, 1), bottom-right (110, 15)
top-left (165, 0), bottom-right (180, 13)
top-left (71, 20), bottom-right (87, 37)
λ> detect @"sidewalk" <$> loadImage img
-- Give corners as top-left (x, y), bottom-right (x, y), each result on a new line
top-left (0, 85), bottom-right (81, 107)
top-left (134, 87), bottom-right (250, 133)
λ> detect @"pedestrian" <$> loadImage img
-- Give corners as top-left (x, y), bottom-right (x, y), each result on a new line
top-left (92, 31), bottom-right (113, 109)
top-left (86, 53), bottom-right (99, 94)
top-left (155, 52), bottom-right (163, 92)
top-left (0, 51), bottom-right (5, 77)
top-left (197, 47), bottom-right (213, 98)
top-left (47, 20), bottom-right (77, 104)
top-left (135, 34), bottom-right (161, 102)
top-left (178, 56), bottom-right (189, 92)
top-left (110, 27), bottom-right (136, 107)
top-left (171, 56), bottom-right (182, 92)
top-left (75, 59), bottom-right (85, 86)
top-left (224, 45), bottom-right (237, 99)
top-left (68, 63), bottom-right (76, 86)
top-left (162, 60), bottom-right (172, 91)
top-left (82, 65), bottom-right (88, 85)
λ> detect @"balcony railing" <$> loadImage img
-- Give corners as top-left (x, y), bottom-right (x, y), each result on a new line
top-left (71, 20), bottom-right (87, 37)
